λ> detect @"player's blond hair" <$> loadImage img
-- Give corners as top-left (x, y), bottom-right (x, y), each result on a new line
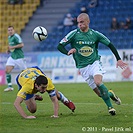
top-left (77, 13), bottom-right (90, 21)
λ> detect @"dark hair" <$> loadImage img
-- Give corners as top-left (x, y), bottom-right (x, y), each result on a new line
top-left (35, 75), bottom-right (48, 86)
top-left (8, 26), bottom-right (14, 29)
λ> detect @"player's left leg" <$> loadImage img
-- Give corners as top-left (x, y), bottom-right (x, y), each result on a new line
top-left (93, 61), bottom-right (116, 115)
top-left (85, 77), bottom-right (116, 116)
top-left (56, 90), bottom-right (76, 112)
top-left (97, 83), bottom-right (116, 115)
top-left (108, 90), bottom-right (121, 105)
top-left (93, 74), bottom-right (115, 115)
top-left (93, 87), bottom-right (121, 105)
top-left (80, 61), bottom-right (116, 115)
top-left (16, 58), bottom-right (27, 71)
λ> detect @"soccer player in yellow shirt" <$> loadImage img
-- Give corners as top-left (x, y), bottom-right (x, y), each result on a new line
top-left (14, 66), bottom-right (75, 119)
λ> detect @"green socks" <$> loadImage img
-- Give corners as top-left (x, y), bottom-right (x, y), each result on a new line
top-left (6, 73), bottom-right (12, 87)
top-left (98, 84), bottom-right (113, 108)
top-left (108, 91), bottom-right (114, 98)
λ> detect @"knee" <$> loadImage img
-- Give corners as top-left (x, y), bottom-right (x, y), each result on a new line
top-left (5, 69), bottom-right (9, 74)
top-left (5, 68), bottom-right (11, 74)
top-left (31, 109), bottom-right (36, 113)
top-left (28, 107), bottom-right (37, 113)
top-left (94, 75), bottom-right (103, 86)
top-left (94, 80), bottom-right (102, 86)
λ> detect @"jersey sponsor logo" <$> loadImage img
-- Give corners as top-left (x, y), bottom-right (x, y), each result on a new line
top-left (76, 41), bottom-right (95, 45)
top-left (60, 37), bottom-right (68, 43)
top-left (78, 46), bottom-right (93, 57)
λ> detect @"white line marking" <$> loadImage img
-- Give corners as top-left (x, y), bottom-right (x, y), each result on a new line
top-left (1, 102), bottom-right (132, 106)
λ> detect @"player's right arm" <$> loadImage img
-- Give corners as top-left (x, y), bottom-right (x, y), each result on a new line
top-left (57, 44), bottom-right (76, 56)
top-left (8, 43), bottom-right (24, 51)
top-left (57, 29), bottom-right (77, 55)
top-left (14, 96), bottom-right (36, 119)
top-left (57, 43), bottom-right (68, 55)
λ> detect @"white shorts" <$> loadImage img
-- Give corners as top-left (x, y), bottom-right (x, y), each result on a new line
top-left (6, 56), bottom-right (27, 70)
top-left (79, 60), bottom-right (105, 89)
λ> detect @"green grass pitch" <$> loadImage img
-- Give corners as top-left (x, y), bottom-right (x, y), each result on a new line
top-left (0, 82), bottom-right (132, 133)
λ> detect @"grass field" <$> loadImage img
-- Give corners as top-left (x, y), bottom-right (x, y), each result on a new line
top-left (0, 82), bottom-right (132, 133)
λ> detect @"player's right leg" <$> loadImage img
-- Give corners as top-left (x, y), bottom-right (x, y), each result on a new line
top-left (24, 94), bottom-right (37, 113)
top-left (56, 90), bottom-right (76, 112)
top-left (4, 65), bottom-right (14, 92)
top-left (4, 57), bottom-right (16, 92)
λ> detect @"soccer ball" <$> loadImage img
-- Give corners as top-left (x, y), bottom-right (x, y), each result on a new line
top-left (32, 26), bottom-right (48, 41)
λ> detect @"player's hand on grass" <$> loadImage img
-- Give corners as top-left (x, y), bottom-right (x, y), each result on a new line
top-left (51, 115), bottom-right (59, 118)
top-left (26, 116), bottom-right (36, 119)
top-left (68, 48), bottom-right (76, 55)
top-left (116, 60), bottom-right (128, 69)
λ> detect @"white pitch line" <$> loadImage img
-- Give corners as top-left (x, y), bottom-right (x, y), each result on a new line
top-left (1, 102), bottom-right (11, 104)
top-left (0, 102), bottom-right (132, 106)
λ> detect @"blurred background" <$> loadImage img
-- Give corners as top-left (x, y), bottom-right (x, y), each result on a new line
top-left (0, 0), bottom-right (133, 84)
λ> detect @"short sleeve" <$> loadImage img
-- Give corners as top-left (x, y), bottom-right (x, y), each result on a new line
top-left (95, 31), bottom-right (110, 46)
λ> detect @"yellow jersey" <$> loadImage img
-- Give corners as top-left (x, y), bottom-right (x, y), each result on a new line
top-left (16, 66), bottom-right (55, 99)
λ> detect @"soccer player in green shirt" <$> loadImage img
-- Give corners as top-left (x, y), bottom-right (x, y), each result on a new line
top-left (57, 13), bottom-right (127, 115)
top-left (4, 26), bottom-right (27, 92)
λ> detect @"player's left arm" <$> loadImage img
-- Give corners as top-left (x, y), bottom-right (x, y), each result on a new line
top-left (47, 89), bottom-right (59, 118)
top-left (96, 31), bottom-right (127, 69)
top-left (108, 43), bottom-right (127, 69)
top-left (46, 78), bottom-right (59, 118)
top-left (50, 95), bottom-right (59, 118)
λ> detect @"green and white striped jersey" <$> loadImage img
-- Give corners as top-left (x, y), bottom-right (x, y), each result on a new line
top-left (8, 33), bottom-right (24, 59)
top-left (59, 28), bottom-right (110, 68)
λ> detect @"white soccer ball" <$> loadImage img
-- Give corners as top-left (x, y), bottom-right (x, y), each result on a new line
top-left (32, 26), bottom-right (48, 41)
